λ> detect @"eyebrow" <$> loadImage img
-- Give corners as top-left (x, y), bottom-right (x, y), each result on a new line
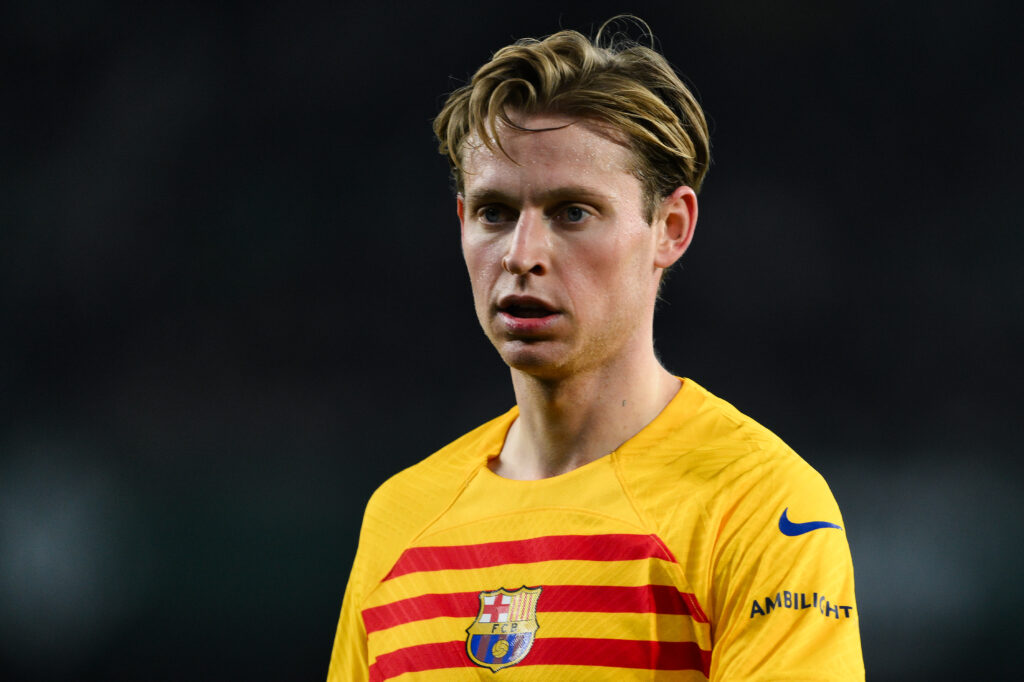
top-left (463, 185), bottom-right (609, 208)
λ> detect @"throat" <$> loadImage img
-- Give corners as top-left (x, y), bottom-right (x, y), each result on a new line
top-left (494, 368), bottom-right (682, 481)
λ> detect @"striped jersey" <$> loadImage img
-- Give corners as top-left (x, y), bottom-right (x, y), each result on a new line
top-left (327, 378), bottom-right (863, 680)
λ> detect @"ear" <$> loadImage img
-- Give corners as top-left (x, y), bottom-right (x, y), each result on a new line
top-left (456, 194), bottom-right (466, 237)
top-left (653, 185), bottom-right (698, 269)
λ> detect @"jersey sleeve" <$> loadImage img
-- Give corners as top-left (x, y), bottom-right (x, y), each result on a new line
top-left (707, 450), bottom-right (863, 681)
top-left (326, 565), bottom-right (368, 682)
top-left (327, 493), bottom-right (383, 682)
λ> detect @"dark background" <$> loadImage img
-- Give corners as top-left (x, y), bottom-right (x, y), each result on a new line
top-left (2, 1), bottom-right (1021, 680)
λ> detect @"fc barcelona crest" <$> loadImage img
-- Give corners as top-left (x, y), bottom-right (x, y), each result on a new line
top-left (466, 586), bottom-right (542, 672)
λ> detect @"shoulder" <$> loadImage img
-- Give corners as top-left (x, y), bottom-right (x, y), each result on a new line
top-left (366, 407), bottom-right (516, 517)
top-left (616, 379), bottom-right (839, 541)
top-left (619, 378), bottom-right (823, 498)
top-left (687, 382), bottom-right (835, 518)
top-left (352, 407), bottom-right (517, 587)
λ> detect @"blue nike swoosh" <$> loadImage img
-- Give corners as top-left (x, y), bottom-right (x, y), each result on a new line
top-left (778, 507), bottom-right (842, 536)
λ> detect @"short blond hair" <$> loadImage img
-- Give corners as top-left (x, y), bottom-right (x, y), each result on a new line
top-left (433, 19), bottom-right (710, 221)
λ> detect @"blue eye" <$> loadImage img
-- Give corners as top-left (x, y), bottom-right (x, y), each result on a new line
top-left (479, 206), bottom-right (511, 223)
top-left (562, 206), bottom-right (590, 223)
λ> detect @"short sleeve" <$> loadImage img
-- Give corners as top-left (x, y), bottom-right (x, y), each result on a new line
top-left (326, 570), bottom-right (368, 682)
top-left (326, 513), bottom-right (373, 682)
top-left (707, 450), bottom-right (863, 681)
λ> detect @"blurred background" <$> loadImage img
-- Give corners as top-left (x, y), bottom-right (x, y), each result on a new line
top-left (2, 1), bottom-right (1021, 679)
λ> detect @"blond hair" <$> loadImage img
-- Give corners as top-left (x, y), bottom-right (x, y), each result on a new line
top-left (433, 18), bottom-right (710, 221)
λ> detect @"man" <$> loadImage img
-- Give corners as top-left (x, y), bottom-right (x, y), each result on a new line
top-left (328, 21), bottom-right (863, 681)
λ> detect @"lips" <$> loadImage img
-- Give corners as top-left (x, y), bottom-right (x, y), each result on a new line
top-left (496, 295), bottom-right (560, 334)
top-left (497, 296), bottom-right (558, 318)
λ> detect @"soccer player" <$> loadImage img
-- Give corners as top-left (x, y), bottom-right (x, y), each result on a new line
top-left (328, 20), bottom-right (863, 681)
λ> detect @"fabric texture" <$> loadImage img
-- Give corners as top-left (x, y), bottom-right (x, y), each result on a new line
top-left (327, 378), bottom-right (863, 681)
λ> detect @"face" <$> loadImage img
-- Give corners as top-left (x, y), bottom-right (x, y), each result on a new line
top-left (457, 113), bottom-right (693, 380)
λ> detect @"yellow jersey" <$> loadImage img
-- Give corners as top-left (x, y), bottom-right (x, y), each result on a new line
top-left (328, 378), bottom-right (863, 680)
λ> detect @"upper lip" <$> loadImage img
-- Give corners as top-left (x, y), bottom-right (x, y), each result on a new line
top-left (496, 295), bottom-right (559, 315)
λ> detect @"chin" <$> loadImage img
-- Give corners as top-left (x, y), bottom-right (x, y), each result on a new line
top-left (498, 345), bottom-right (578, 381)
top-left (498, 345), bottom-right (560, 374)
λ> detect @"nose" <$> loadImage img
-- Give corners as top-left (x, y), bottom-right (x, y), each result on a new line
top-left (502, 210), bottom-right (548, 276)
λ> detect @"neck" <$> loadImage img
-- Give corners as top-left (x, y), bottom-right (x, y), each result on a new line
top-left (492, 351), bottom-right (680, 480)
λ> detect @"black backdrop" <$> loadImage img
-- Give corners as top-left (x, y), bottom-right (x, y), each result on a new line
top-left (2, 1), bottom-right (1021, 679)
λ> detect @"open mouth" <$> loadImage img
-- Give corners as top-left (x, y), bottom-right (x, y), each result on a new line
top-left (496, 296), bottom-right (559, 326)
top-left (503, 303), bottom-right (555, 318)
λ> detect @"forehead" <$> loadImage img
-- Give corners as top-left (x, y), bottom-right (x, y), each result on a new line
top-left (461, 114), bottom-right (637, 194)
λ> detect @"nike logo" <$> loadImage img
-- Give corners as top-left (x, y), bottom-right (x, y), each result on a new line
top-left (778, 508), bottom-right (842, 536)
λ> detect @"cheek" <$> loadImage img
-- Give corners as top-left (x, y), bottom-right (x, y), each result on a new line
top-left (461, 231), bottom-right (484, 270)
top-left (462, 240), bottom-right (500, 300)
top-left (577, 238), bottom-right (641, 283)
top-left (568, 235), bottom-right (652, 308)
top-left (609, 226), bottom-right (658, 278)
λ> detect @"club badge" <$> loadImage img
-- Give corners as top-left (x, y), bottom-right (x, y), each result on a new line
top-left (465, 586), bottom-right (542, 672)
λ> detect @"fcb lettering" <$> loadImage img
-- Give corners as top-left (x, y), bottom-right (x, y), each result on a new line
top-left (749, 590), bottom-right (854, 619)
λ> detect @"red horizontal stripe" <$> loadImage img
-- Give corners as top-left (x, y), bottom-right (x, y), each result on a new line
top-left (369, 638), bottom-right (710, 681)
top-left (363, 584), bottom-right (708, 633)
top-left (383, 534), bottom-right (676, 581)
top-left (530, 638), bottom-right (711, 675)
top-left (364, 591), bottom-right (472, 633)
top-left (368, 641), bottom-right (465, 682)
